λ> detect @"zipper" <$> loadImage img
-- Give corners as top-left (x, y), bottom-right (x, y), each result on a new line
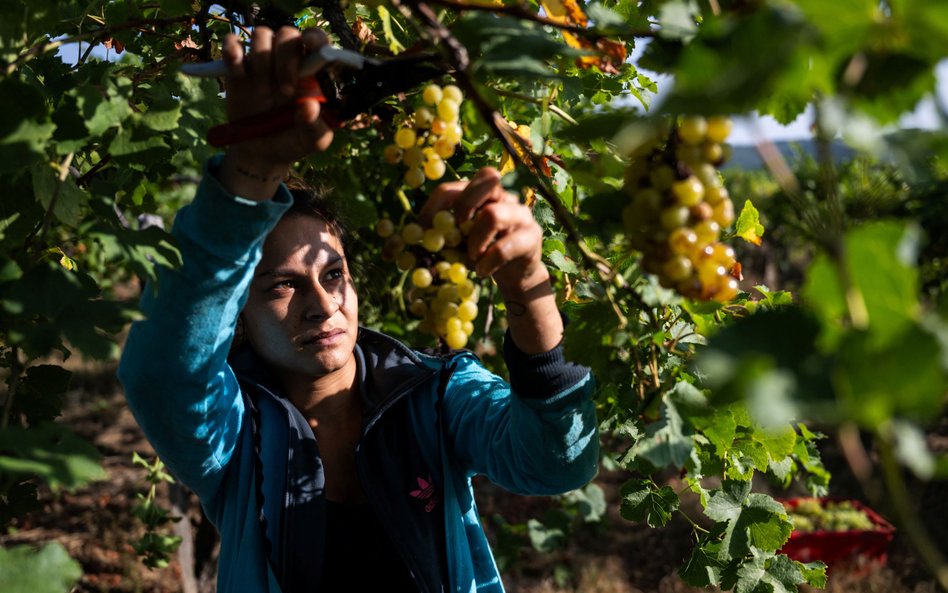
top-left (356, 367), bottom-right (439, 593)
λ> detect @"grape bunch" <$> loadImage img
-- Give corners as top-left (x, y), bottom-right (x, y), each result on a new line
top-left (376, 209), bottom-right (480, 349)
top-left (785, 498), bottom-right (878, 533)
top-left (622, 115), bottom-right (741, 302)
top-left (383, 83), bottom-right (465, 189)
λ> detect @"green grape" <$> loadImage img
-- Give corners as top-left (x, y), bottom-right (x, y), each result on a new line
top-left (395, 251), bottom-right (416, 271)
top-left (437, 284), bottom-right (459, 302)
top-left (434, 261), bottom-right (452, 279)
top-left (444, 228), bottom-right (462, 248)
top-left (433, 210), bottom-right (456, 233)
top-left (662, 255), bottom-right (694, 282)
top-left (404, 167), bottom-right (425, 189)
top-left (401, 222), bottom-right (424, 244)
top-left (649, 165), bottom-right (675, 191)
top-left (660, 206), bottom-right (690, 230)
top-left (703, 142), bottom-right (724, 164)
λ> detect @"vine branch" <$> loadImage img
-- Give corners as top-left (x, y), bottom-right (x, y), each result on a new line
top-left (1, 347), bottom-right (22, 430)
top-left (3, 15), bottom-right (195, 76)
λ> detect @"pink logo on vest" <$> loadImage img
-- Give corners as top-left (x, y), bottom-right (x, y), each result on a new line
top-left (409, 475), bottom-right (440, 513)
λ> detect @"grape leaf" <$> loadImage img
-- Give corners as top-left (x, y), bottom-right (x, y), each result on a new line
top-left (619, 478), bottom-right (680, 527)
top-left (0, 422), bottom-right (106, 491)
top-left (622, 395), bottom-right (694, 470)
top-left (679, 536), bottom-right (726, 587)
top-left (0, 542), bottom-right (82, 593)
top-left (730, 552), bottom-right (804, 593)
top-left (705, 480), bottom-right (792, 558)
top-left (735, 200), bottom-right (764, 246)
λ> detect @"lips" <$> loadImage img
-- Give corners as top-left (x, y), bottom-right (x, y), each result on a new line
top-left (300, 328), bottom-right (347, 346)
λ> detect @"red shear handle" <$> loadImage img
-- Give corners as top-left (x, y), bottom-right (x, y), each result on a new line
top-left (208, 78), bottom-right (330, 147)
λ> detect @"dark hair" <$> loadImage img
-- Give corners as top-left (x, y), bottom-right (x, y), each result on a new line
top-left (283, 178), bottom-right (351, 256)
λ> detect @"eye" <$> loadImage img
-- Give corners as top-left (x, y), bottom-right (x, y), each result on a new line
top-left (324, 268), bottom-right (345, 282)
top-left (270, 279), bottom-right (296, 291)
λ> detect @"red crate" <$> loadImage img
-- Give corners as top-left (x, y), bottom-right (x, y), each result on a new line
top-left (779, 497), bottom-right (895, 567)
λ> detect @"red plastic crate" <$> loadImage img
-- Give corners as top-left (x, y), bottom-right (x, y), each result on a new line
top-left (779, 497), bottom-right (896, 567)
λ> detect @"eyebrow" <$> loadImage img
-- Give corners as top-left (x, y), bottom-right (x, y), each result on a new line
top-left (255, 253), bottom-right (345, 280)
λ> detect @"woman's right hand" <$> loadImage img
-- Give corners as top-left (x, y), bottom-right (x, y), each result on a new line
top-left (218, 26), bottom-right (335, 201)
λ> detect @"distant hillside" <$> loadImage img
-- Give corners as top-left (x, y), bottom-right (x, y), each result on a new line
top-left (724, 139), bottom-right (857, 171)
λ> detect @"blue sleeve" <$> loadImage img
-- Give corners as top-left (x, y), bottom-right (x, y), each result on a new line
top-left (440, 336), bottom-right (600, 495)
top-left (117, 157), bottom-right (292, 502)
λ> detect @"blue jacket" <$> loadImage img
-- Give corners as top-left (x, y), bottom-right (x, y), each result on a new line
top-left (117, 158), bottom-right (600, 593)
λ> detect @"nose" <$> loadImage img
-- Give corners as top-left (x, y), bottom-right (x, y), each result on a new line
top-left (302, 280), bottom-right (340, 320)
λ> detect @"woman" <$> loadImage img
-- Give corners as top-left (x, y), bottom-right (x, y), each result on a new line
top-left (118, 26), bottom-right (599, 593)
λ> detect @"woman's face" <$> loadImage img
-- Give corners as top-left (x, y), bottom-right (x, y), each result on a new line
top-left (242, 214), bottom-right (359, 384)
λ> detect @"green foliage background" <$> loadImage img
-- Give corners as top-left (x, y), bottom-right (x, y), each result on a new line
top-left (0, 0), bottom-right (947, 590)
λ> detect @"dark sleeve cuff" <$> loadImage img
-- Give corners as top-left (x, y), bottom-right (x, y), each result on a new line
top-left (503, 329), bottom-right (591, 400)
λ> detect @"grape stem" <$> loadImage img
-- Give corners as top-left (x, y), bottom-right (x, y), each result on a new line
top-left (877, 428), bottom-right (948, 591)
top-left (487, 87), bottom-right (579, 125)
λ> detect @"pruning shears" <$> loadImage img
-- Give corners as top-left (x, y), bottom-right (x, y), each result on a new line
top-left (180, 45), bottom-right (447, 147)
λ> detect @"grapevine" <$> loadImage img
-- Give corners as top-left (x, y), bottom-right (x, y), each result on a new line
top-left (384, 83), bottom-right (465, 189)
top-left (622, 116), bottom-right (741, 301)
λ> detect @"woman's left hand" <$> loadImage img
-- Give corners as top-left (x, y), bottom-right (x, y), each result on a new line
top-left (419, 168), bottom-right (549, 297)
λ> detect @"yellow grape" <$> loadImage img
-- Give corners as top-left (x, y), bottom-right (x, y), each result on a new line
top-left (434, 261), bottom-right (452, 279)
top-left (693, 220), bottom-right (721, 246)
top-left (712, 199), bottom-right (735, 228)
top-left (662, 255), bottom-right (694, 282)
top-left (395, 127), bottom-right (417, 149)
top-left (442, 124), bottom-right (462, 145)
top-left (671, 176), bottom-right (705, 207)
top-left (437, 98), bottom-right (460, 122)
top-left (430, 119), bottom-right (448, 135)
top-left (660, 206), bottom-right (690, 230)
top-left (422, 84), bottom-right (443, 106)
top-left (703, 142), bottom-right (724, 164)
top-left (705, 116), bottom-right (733, 144)
top-left (649, 165), bottom-right (676, 191)
top-left (668, 227), bottom-right (699, 255)
top-left (445, 329), bottom-right (468, 349)
top-left (414, 107), bottom-right (434, 129)
top-left (457, 300), bottom-right (477, 322)
top-left (448, 262), bottom-right (468, 284)
top-left (442, 84), bottom-right (463, 103)
top-left (704, 184), bottom-right (729, 206)
top-left (434, 137), bottom-right (456, 159)
top-left (677, 116), bottom-right (708, 145)
top-left (422, 228), bottom-right (446, 252)
top-left (411, 267), bottom-right (433, 288)
top-left (437, 284), bottom-right (459, 302)
top-left (445, 316), bottom-right (463, 334)
top-left (457, 279), bottom-right (476, 299)
top-left (444, 228), bottom-right (462, 248)
top-left (712, 277), bottom-right (740, 302)
top-left (462, 320), bottom-right (474, 335)
top-left (424, 156), bottom-right (446, 180)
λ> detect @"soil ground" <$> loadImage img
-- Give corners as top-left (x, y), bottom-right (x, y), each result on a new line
top-left (2, 361), bottom-right (946, 593)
